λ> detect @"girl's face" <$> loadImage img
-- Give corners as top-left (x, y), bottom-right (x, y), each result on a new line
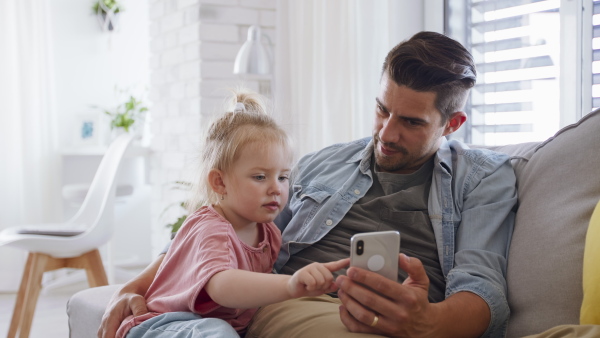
top-left (219, 141), bottom-right (291, 229)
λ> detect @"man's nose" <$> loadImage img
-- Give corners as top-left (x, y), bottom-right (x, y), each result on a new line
top-left (379, 117), bottom-right (400, 143)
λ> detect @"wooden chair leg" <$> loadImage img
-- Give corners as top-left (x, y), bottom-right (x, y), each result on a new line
top-left (10, 253), bottom-right (49, 338)
top-left (7, 253), bottom-right (34, 338)
top-left (82, 249), bottom-right (108, 287)
top-left (8, 249), bottom-right (107, 338)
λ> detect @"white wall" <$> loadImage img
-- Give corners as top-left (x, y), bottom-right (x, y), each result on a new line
top-left (147, 0), bottom-right (277, 256)
top-left (49, 0), bottom-right (150, 148)
top-left (51, 0), bottom-right (154, 276)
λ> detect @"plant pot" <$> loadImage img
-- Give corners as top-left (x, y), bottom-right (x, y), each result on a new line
top-left (97, 10), bottom-right (119, 31)
top-left (110, 127), bottom-right (133, 143)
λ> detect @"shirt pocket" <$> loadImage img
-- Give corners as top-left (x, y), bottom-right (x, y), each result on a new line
top-left (289, 184), bottom-right (333, 236)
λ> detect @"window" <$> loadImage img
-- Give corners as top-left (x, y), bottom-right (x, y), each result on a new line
top-left (446, 0), bottom-right (596, 145)
top-left (593, 0), bottom-right (600, 108)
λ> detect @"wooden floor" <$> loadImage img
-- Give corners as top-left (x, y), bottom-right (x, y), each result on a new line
top-left (0, 267), bottom-right (142, 338)
top-left (0, 279), bottom-right (88, 338)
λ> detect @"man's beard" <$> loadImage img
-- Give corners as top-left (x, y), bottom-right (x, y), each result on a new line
top-left (373, 134), bottom-right (412, 173)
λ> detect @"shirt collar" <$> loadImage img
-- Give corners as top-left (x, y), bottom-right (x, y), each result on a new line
top-left (348, 139), bottom-right (375, 174)
top-left (435, 137), bottom-right (453, 174)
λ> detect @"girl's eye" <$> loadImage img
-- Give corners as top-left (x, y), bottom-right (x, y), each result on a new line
top-left (278, 176), bottom-right (289, 182)
top-left (254, 175), bottom-right (266, 181)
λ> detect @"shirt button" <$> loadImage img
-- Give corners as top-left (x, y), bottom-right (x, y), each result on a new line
top-left (354, 189), bottom-right (360, 195)
top-left (326, 219), bottom-right (333, 226)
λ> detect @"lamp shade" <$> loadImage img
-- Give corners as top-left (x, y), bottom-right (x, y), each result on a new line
top-left (233, 25), bottom-right (270, 76)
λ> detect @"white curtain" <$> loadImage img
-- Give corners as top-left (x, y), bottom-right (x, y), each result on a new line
top-left (0, 0), bottom-right (60, 290)
top-left (274, 0), bottom-right (428, 158)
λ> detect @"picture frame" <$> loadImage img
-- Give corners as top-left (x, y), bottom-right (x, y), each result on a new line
top-left (71, 113), bottom-right (105, 147)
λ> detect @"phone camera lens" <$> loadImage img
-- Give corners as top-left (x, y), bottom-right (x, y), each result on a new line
top-left (357, 240), bottom-right (364, 255)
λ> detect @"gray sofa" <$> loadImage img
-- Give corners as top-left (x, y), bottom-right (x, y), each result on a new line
top-left (67, 109), bottom-right (600, 337)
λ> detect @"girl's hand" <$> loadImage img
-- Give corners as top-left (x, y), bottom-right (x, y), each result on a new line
top-left (287, 258), bottom-right (350, 298)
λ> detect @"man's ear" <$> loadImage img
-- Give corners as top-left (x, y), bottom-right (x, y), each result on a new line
top-left (208, 169), bottom-right (226, 195)
top-left (443, 111), bottom-right (467, 136)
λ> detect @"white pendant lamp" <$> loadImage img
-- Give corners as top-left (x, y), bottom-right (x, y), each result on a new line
top-left (233, 25), bottom-right (271, 77)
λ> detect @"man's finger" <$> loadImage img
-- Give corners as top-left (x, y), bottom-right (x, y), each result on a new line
top-left (345, 266), bottom-right (401, 300)
top-left (98, 314), bottom-right (119, 338)
top-left (130, 295), bottom-right (149, 317)
top-left (338, 303), bottom-right (381, 335)
top-left (336, 274), bottom-right (399, 319)
top-left (398, 254), bottom-right (429, 289)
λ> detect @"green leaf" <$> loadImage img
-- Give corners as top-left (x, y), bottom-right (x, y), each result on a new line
top-left (166, 215), bottom-right (188, 234)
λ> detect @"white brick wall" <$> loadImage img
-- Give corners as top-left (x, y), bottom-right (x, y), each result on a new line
top-left (148, 0), bottom-right (277, 255)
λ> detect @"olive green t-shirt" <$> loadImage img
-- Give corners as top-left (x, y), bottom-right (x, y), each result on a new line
top-left (280, 156), bottom-right (445, 303)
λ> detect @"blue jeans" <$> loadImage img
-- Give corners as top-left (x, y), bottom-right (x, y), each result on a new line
top-left (126, 312), bottom-right (240, 338)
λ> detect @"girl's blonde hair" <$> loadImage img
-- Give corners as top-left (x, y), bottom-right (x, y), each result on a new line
top-left (187, 88), bottom-right (292, 212)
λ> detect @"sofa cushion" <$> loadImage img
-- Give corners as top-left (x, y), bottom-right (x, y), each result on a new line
top-left (504, 109), bottom-right (600, 337)
top-left (581, 199), bottom-right (600, 324)
top-left (481, 142), bottom-right (539, 194)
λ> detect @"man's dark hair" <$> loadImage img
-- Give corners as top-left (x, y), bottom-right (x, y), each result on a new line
top-left (382, 31), bottom-right (476, 123)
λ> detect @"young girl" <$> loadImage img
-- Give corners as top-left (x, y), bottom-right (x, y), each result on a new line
top-left (116, 90), bottom-right (348, 338)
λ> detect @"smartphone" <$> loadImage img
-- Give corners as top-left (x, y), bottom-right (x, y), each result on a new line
top-left (350, 231), bottom-right (400, 282)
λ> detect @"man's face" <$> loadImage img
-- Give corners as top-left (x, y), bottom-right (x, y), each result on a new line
top-left (373, 75), bottom-right (458, 174)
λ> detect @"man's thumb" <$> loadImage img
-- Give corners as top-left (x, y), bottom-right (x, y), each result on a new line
top-left (129, 295), bottom-right (149, 317)
top-left (398, 253), bottom-right (429, 288)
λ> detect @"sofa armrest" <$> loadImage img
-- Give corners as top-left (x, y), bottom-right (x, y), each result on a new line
top-left (67, 284), bottom-right (121, 338)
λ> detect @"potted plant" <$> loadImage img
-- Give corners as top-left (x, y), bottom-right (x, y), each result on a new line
top-left (94, 91), bottom-right (149, 141)
top-left (103, 95), bottom-right (148, 133)
top-left (161, 181), bottom-right (192, 239)
top-left (92, 0), bottom-right (124, 31)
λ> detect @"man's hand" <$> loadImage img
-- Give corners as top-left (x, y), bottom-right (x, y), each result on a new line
top-left (336, 253), bottom-right (491, 338)
top-left (97, 292), bottom-right (149, 338)
top-left (97, 254), bottom-right (165, 338)
top-left (335, 253), bottom-right (438, 337)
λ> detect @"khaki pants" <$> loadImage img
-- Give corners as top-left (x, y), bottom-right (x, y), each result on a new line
top-left (247, 295), bottom-right (600, 338)
top-left (246, 295), bottom-right (382, 338)
top-left (523, 325), bottom-right (600, 338)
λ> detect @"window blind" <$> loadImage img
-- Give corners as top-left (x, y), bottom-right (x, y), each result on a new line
top-left (593, 0), bottom-right (600, 109)
top-left (447, 0), bottom-right (563, 145)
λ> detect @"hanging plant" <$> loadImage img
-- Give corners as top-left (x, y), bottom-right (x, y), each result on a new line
top-left (92, 0), bottom-right (124, 31)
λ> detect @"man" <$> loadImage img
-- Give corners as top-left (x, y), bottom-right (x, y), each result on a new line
top-left (99, 31), bottom-right (516, 338)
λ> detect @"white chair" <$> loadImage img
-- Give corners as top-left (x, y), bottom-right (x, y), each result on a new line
top-left (0, 133), bottom-right (135, 338)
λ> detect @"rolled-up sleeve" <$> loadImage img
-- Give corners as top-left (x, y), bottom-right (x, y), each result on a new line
top-left (448, 153), bottom-right (517, 337)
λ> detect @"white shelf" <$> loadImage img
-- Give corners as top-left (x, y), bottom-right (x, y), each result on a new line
top-left (61, 145), bottom-right (151, 157)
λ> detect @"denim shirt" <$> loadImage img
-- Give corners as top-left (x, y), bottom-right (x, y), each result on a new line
top-left (274, 137), bottom-right (517, 338)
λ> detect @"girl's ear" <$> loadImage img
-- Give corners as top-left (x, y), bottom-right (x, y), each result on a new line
top-left (208, 169), bottom-right (226, 195)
